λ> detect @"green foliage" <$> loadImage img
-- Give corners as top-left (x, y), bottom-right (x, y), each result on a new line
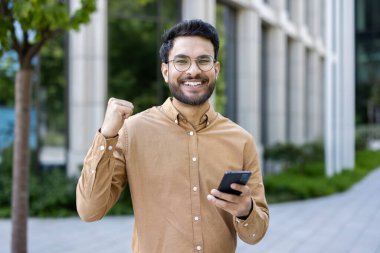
top-left (0, 146), bottom-right (75, 217)
top-left (0, 147), bottom-right (13, 216)
top-left (0, 146), bottom-right (134, 217)
top-left (29, 169), bottom-right (77, 217)
top-left (356, 124), bottom-right (380, 150)
top-left (108, 0), bottom-right (178, 112)
top-left (0, 0), bottom-right (96, 58)
top-left (371, 84), bottom-right (380, 107)
top-left (214, 4), bottom-right (227, 114)
top-left (264, 149), bottom-right (380, 203)
top-left (0, 54), bottom-right (16, 106)
top-left (264, 141), bottom-right (324, 173)
top-left (39, 36), bottom-right (66, 135)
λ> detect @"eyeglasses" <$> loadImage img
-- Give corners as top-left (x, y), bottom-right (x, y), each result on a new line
top-left (167, 55), bottom-right (216, 72)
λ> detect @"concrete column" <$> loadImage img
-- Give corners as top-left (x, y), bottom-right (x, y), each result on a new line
top-left (236, 9), bottom-right (261, 144)
top-left (291, 0), bottom-right (304, 24)
top-left (306, 51), bottom-right (321, 141)
top-left (265, 27), bottom-right (287, 145)
top-left (268, 0), bottom-right (286, 11)
top-left (67, 0), bottom-right (107, 176)
top-left (325, 0), bottom-right (355, 176)
top-left (313, 0), bottom-right (321, 38)
top-left (316, 57), bottom-right (324, 137)
top-left (287, 40), bottom-right (305, 144)
top-left (181, 0), bottom-right (216, 24)
top-left (324, 0), bottom-right (334, 176)
top-left (308, 0), bottom-right (319, 37)
top-left (340, 0), bottom-right (355, 170)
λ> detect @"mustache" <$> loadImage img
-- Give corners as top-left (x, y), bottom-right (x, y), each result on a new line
top-left (179, 75), bottom-right (209, 82)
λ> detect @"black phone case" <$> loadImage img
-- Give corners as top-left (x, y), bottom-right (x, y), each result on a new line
top-left (217, 171), bottom-right (252, 195)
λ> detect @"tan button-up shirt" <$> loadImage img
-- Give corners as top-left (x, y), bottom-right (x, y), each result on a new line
top-left (77, 98), bottom-right (269, 253)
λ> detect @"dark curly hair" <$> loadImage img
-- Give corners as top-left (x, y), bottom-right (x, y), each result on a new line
top-left (159, 19), bottom-right (220, 63)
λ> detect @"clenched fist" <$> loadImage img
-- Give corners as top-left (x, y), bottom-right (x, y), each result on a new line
top-left (100, 98), bottom-right (134, 138)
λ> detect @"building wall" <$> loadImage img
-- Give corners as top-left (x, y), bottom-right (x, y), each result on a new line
top-left (67, 0), bottom-right (108, 176)
top-left (66, 0), bottom-right (355, 176)
top-left (183, 0), bottom-right (355, 175)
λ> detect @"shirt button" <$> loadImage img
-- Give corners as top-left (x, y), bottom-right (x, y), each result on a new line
top-left (108, 145), bottom-right (113, 150)
top-left (194, 216), bottom-right (199, 221)
top-left (196, 245), bottom-right (202, 251)
top-left (189, 131), bottom-right (194, 136)
top-left (99, 145), bottom-right (105, 151)
top-left (193, 186), bottom-right (198, 192)
top-left (192, 157), bottom-right (197, 162)
top-left (244, 223), bottom-right (249, 227)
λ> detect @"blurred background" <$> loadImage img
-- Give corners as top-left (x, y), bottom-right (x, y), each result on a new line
top-left (0, 0), bottom-right (379, 218)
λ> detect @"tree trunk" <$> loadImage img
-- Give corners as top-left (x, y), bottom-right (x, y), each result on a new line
top-left (11, 69), bottom-right (33, 253)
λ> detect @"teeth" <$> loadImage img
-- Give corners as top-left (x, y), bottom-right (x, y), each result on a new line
top-left (184, 81), bottom-right (202, 86)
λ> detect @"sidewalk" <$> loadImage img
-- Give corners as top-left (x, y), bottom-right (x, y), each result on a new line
top-left (1, 168), bottom-right (380, 253)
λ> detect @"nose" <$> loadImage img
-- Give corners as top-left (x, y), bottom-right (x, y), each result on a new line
top-left (185, 59), bottom-right (202, 75)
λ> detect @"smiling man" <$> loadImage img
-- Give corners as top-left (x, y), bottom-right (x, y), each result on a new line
top-left (76, 19), bottom-right (269, 253)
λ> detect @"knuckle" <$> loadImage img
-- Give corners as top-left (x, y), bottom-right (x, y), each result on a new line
top-left (219, 201), bottom-right (227, 209)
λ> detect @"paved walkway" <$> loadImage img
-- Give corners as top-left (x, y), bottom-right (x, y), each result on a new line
top-left (1, 168), bottom-right (380, 253)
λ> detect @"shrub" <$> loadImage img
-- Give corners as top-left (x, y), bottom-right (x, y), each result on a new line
top-left (0, 146), bottom-right (134, 218)
top-left (264, 141), bottom-right (324, 174)
top-left (264, 149), bottom-right (380, 203)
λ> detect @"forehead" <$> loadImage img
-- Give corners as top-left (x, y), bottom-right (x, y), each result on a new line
top-left (170, 36), bottom-right (214, 58)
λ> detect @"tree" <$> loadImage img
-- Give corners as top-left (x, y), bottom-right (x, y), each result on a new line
top-left (0, 1), bottom-right (96, 252)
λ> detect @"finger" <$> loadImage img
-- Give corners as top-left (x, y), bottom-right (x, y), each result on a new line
top-left (117, 106), bottom-right (133, 120)
top-left (114, 100), bottom-right (134, 110)
top-left (231, 184), bottom-right (251, 196)
top-left (207, 194), bottom-right (237, 213)
top-left (107, 99), bottom-right (134, 119)
top-left (109, 98), bottom-right (134, 110)
top-left (210, 189), bottom-right (240, 203)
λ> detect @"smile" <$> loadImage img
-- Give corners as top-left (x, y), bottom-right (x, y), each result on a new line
top-left (184, 81), bottom-right (203, 87)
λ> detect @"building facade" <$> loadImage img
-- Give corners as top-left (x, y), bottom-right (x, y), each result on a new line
top-left (67, 0), bottom-right (355, 177)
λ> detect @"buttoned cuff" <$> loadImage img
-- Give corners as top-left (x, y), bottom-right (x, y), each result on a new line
top-left (94, 130), bottom-right (119, 159)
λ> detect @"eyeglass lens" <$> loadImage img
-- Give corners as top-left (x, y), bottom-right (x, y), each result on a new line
top-left (172, 56), bottom-right (214, 72)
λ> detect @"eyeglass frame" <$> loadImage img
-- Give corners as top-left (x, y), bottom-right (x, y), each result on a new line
top-left (166, 54), bottom-right (217, 72)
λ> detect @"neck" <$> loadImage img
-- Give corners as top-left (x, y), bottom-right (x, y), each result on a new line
top-left (172, 98), bottom-right (210, 125)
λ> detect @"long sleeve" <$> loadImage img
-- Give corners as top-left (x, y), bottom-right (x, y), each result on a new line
top-left (233, 138), bottom-right (269, 244)
top-left (76, 128), bottom-right (128, 222)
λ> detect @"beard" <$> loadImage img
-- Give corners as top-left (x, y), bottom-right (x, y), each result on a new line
top-left (167, 75), bottom-right (216, 106)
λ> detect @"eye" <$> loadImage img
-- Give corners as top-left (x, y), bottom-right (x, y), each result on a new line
top-left (197, 58), bottom-right (212, 65)
top-left (174, 58), bottom-right (189, 65)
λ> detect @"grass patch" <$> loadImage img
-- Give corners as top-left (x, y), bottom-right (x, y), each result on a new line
top-left (264, 149), bottom-right (380, 203)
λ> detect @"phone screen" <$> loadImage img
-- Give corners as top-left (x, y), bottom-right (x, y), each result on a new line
top-left (217, 171), bottom-right (252, 195)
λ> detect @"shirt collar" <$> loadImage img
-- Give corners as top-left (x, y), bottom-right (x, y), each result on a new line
top-left (160, 97), bottom-right (218, 126)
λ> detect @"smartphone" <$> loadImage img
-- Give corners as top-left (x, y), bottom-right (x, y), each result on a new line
top-left (217, 171), bottom-right (252, 195)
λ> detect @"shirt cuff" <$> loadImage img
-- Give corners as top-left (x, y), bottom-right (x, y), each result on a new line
top-left (235, 197), bottom-right (256, 224)
top-left (93, 130), bottom-right (119, 158)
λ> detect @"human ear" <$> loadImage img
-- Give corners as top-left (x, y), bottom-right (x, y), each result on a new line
top-left (161, 63), bottom-right (169, 83)
top-left (214, 61), bottom-right (220, 79)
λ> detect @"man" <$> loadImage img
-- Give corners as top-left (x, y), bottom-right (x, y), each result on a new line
top-left (76, 19), bottom-right (269, 253)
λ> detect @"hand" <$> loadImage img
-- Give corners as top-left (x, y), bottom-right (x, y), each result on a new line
top-left (207, 184), bottom-right (253, 218)
top-left (100, 98), bottom-right (134, 138)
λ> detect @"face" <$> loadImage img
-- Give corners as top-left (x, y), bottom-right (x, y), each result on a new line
top-left (161, 36), bottom-right (220, 106)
